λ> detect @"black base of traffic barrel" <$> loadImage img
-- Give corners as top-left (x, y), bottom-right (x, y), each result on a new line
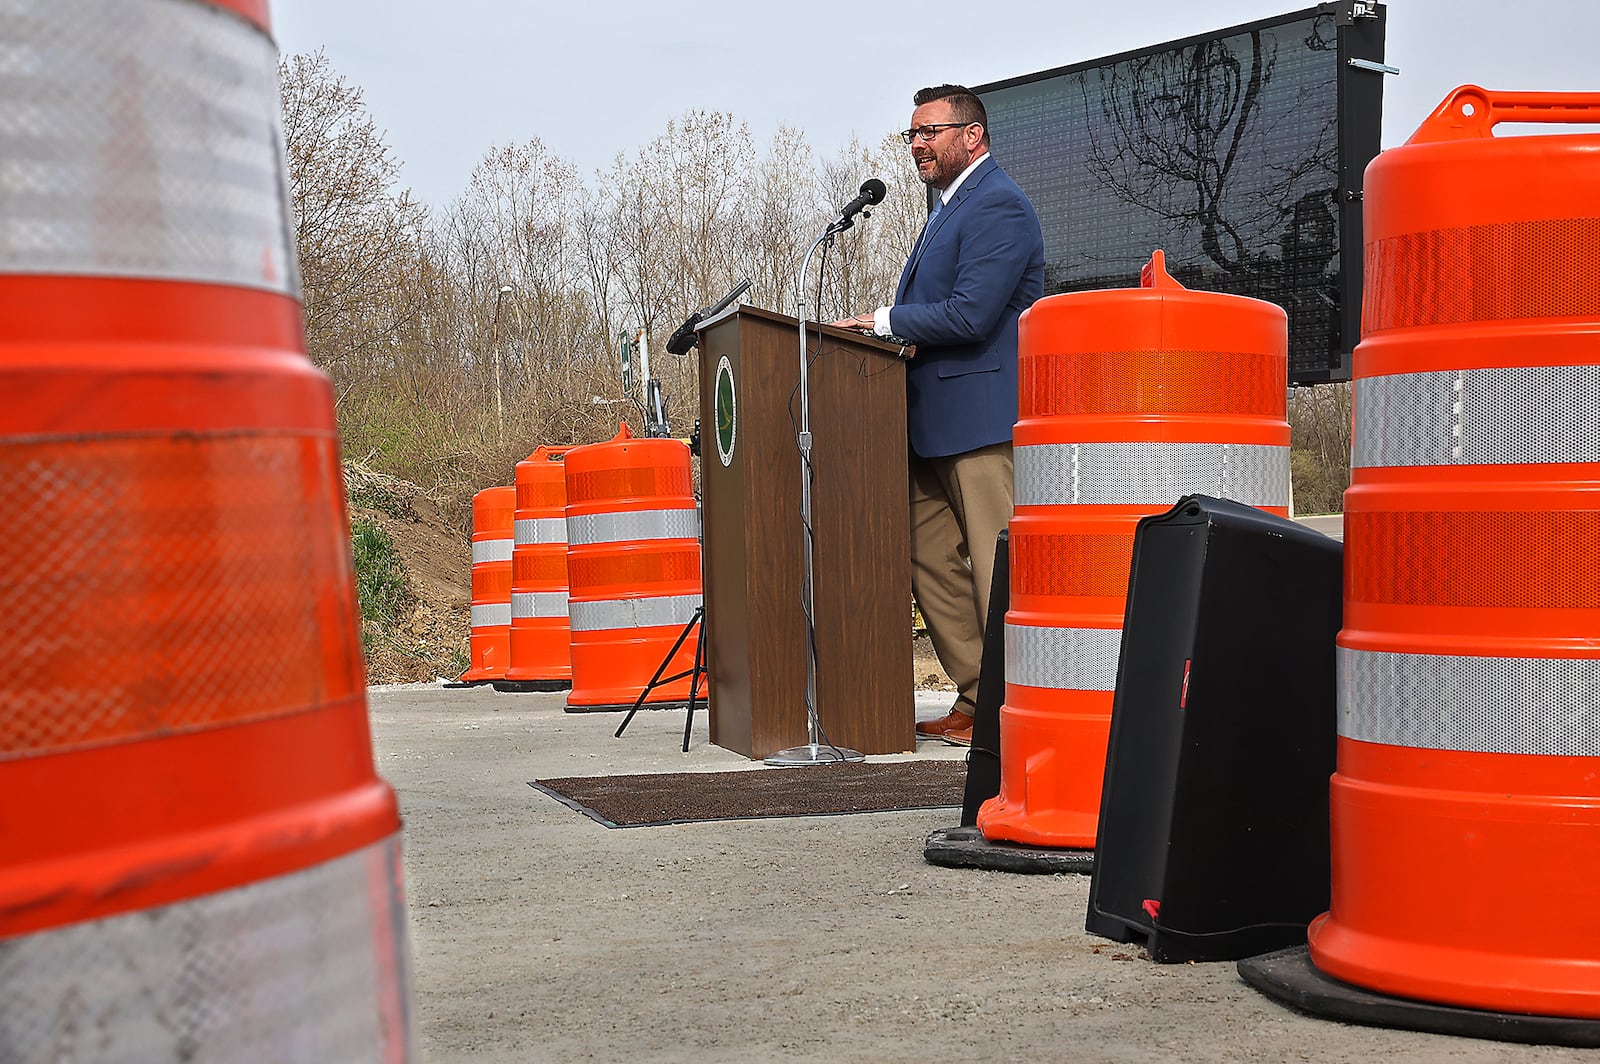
top-left (564, 699), bottom-right (692, 714)
top-left (1238, 945), bottom-right (1600, 1048)
top-left (923, 825), bottom-right (1094, 874)
top-left (492, 679), bottom-right (572, 693)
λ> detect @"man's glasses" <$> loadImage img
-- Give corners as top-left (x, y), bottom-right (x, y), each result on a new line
top-left (899, 122), bottom-right (974, 144)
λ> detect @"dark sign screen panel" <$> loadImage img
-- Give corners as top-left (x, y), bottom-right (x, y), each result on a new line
top-left (977, 5), bottom-right (1385, 383)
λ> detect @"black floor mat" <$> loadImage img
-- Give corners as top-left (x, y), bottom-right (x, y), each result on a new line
top-left (530, 760), bottom-right (966, 828)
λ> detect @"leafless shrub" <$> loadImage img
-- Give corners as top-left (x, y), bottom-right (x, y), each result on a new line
top-left (1289, 382), bottom-right (1351, 514)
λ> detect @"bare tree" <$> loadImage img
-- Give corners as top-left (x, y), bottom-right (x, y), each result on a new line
top-left (278, 50), bottom-right (426, 379)
top-left (732, 125), bottom-right (820, 316)
top-left (573, 185), bottom-right (624, 349)
top-left (452, 141), bottom-right (595, 386)
top-left (658, 111), bottom-right (755, 315)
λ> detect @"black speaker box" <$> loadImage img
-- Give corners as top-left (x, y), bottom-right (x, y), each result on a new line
top-left (1085, 495), bottom-right (1342, 962)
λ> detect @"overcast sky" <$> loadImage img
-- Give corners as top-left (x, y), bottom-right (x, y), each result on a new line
top-left (270, 0), bottom-right (1600, 212)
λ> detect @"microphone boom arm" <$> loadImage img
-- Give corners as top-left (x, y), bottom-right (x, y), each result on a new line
top-left (665, 276), bottom-right (753, 355)
top-left (704, 276), bottom-right (752, 321)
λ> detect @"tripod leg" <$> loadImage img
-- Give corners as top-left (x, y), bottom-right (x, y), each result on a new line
top-left (682, 609), bottom-right (706, 753)
top-left (616, 608), bottom-right (700, 739)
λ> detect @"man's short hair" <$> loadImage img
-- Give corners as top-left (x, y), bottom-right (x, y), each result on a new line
top-left (913, 85), bottom-right (989, 135)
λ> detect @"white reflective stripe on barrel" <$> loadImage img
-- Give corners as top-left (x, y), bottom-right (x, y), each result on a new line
top-left (1014, 442), bottom-right (1289, 508)
top-left (513, 517), bottom-right (567, 546)
top-left (566, 508), bottom-right (699, 547)
top-left (569, 594), bottom-right (701, 633)
top-left (1340, 647), bottom-right (1600, 756)
top-left (471, 538), bottom-right (514, 564)
top-left (1352, 364), bottom-right (1600, 468)
top-left (511, 591), bottom-right (569, 620)
top-left (1005, 623), bottom-right (1123, 692)
top-left (470, 603), bottom-right (512, 629)
top-left (0, 833), bottom-right (413, 1061)
top-left (0, 0), bottom-right (297, 293)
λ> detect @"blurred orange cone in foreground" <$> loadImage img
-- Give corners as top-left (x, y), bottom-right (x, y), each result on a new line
top-left (0, 0), bottom-right (414, 1057)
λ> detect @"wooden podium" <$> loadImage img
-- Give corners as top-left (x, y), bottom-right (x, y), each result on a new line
top-left (696, 305), bottom-right (913, 758)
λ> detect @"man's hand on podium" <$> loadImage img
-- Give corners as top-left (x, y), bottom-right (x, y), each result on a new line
top-left (828, 313), bottom-right (875, 332)
top-left (828, 312), bottom-right (916, 358)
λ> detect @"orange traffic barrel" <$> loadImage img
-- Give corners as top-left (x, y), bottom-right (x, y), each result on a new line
top-left (459, 485), bottom-right (516, 683)
top-left (564, 424), bottom-right (703, 710)
top-left (0, 0), bottom-right (413, 1056)
top-left (500, 445), bottom-right (574, 690)
top-left (978, 250), bottom-right (1289, 849)
top-left (1306, 86), bottom-right (1600, 1018)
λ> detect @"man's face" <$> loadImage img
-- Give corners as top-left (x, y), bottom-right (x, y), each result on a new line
top-left (908, 100), bottom-right (978, 190)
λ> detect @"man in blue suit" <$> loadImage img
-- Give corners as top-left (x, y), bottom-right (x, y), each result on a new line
top-left (834, 84), bottom-right (1044, 746)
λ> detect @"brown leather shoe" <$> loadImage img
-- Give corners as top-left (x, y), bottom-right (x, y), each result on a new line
top-left (942, 725), bottom-right (973, 747)
top-left (916, 707), bottom-right (974, 740)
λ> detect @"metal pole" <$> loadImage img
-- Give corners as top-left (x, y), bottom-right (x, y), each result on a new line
top-left (638, 324), bottom-right (651, 408)
top-left (766, 225), bottom-right (864, 767)
top-left (492, 284), bottom-right (512, 447)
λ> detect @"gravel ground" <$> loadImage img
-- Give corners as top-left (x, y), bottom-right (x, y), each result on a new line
top-left (371, 682), bottom-right (1591, 1064)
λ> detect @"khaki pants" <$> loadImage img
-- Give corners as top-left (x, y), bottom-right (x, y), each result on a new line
top-left (908, 442), bottom-right (1013, 709)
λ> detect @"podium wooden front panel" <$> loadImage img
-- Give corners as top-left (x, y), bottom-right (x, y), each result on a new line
top-left (698, 306), bottom-right (913, 757)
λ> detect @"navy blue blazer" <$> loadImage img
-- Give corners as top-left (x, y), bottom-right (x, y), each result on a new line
top-left (889, 156), bottom-right (1044, 459)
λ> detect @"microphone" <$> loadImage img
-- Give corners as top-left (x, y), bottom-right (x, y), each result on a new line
top-left (833, 178), bottom-right (887, 232)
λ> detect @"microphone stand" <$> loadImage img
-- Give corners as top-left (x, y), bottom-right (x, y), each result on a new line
top-left (765, 212), bottom-right (867, 767)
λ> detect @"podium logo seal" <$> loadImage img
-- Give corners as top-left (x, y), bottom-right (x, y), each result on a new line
top-left (714, 354), bottom-right (737, 467)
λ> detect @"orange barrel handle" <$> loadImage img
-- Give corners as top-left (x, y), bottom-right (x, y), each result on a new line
top-left (1408, 85), bottom-right (1600, 144)
top-left (1139, 248), bottom-right (1183, 290)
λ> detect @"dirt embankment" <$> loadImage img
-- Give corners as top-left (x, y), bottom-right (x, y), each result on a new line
top-left (345, 464), bottom-right (474, 684)
top-left (356, 494), bottom-right (471, 683)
